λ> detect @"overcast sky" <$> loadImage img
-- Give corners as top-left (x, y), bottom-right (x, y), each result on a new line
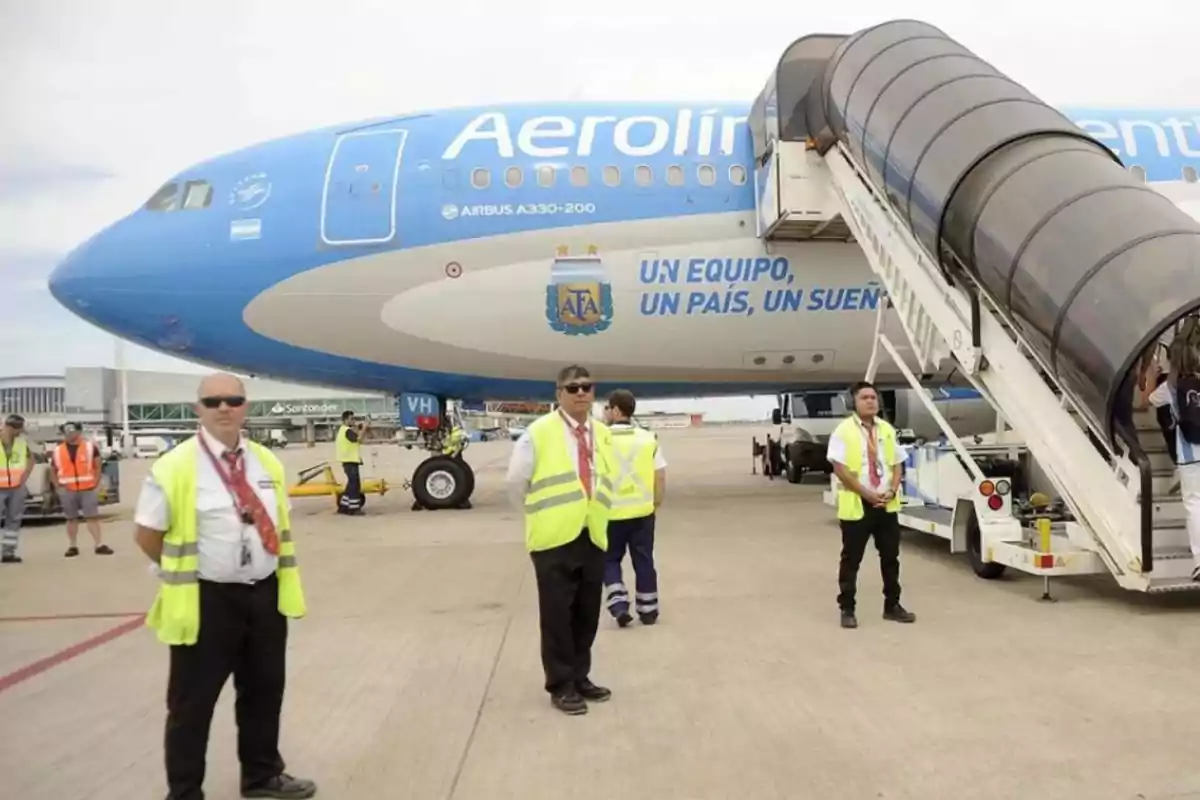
top-left (2, 0), bottom-right (1196, 417)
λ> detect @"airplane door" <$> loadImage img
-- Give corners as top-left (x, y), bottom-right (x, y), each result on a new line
top-left (320, 128), bottom-right (409, 246)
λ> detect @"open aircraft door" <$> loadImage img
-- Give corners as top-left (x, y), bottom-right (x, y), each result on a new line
top-left (320, 128), bottom-right (408, 246)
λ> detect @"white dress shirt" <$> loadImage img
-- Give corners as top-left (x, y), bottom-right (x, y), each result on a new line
top-left (826, 415), bottom-right (906, 486)
top-left (135, 426), bottom-right (288, 583)
top-left (506, 411), bottom-right (597, 509)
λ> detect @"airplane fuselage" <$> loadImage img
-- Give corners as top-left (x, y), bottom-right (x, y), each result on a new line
top-left (48, 103), bottom-right (1200, 401)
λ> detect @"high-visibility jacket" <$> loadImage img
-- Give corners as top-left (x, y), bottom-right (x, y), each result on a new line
top-left (53, 440), bottom-right (100, 492)
top-left (335, 424), bottom-right (361, 464)
top-left (0, 437), bottom-right (29, 490)
top-left (832, 415), bottom-right (902, 520)
top-left (144, 437), bottom-right (306, 646)
top-left (524, 413), bottom-right (615, 552)
top-left (442, 426), bottom-right (468, 456)
top-left (608, 425), bottom-right (658, 521)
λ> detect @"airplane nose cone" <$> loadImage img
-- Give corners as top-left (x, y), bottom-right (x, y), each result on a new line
top-left (48, 223), bottom-right (198, 352)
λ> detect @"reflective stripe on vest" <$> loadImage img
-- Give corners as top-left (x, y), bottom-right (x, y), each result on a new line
top-left (144, 437), bottom-right (306, 646)
top-left (834, 416), bottom-right (902, 521)
top-left (0, 438), bottom-right (28, 489)
top-left (524, 414), bottom-right (615, 553)
top-left (53, 441), bottom-right (99, 491)
top-left (608, 426), bottom-right (656, 521)
top-left (335, 425), bottom-right (361, 463)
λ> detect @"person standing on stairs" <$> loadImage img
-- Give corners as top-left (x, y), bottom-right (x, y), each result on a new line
top-left (1149, 317), bottom-right (1200, 580)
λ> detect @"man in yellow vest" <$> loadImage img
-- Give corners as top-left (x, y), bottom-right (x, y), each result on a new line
top-left (1, 414), bottom-right (32, 564)
top-left (601, 389), bottom-right (666, 627)
top-left (335, 410), bottom-right (365, 515)
top-left (826, 381), bottom-right (916, 629)
top-left (505, 364), bottom-right (617, 715)
top-left (132, 373), bottom-right (315, 800)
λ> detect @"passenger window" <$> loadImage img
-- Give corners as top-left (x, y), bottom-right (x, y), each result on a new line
top-left (144, 182), bottom-right (180, 212)
top-left (729, 164), bottom-right (747, 185)
top-left (570, 166), bottom-right (588, 187)
top-left (182, 180), bottom-right (213, 210)
top-left (697, 164), bottom-right (716, 186)
top-left (635, 165), bottom-right (653, 186)
top-left (1129, 165), bottom-right (1146, 183)
top-left (471, 168), bottom-right (490, 189)
top-left (667, 165), bottom-right (684, 186)
top-left (603, 165), bottom-right (620, 187)
top-left (1185, 166), bottom-right (1198, 183)
top-left (504, 166), bottom-right (523, 188)
top-left (537, 165), bottom-right (556, 187)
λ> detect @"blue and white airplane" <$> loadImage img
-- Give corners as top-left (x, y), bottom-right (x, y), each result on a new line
top-left (46, 104), bottom-right (1200, 400)
top-left (44, 68), bottom-right (1200, 505)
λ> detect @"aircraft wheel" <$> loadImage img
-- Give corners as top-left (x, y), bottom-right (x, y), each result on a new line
top-left (457, 456), bottom-right (476, 499)
top-left (785, 456), bottom-right (804, 484)
top-left (412, 455), bottom-right (473, 510)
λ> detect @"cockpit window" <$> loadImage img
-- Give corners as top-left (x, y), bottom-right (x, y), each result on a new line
top-left (182, 180), bottom-right (213, 210)
top-left (145, 182), bottom-right (180, 211)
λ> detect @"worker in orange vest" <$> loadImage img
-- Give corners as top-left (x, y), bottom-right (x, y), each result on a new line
top-left (51, 423), bottom-right (113, 557)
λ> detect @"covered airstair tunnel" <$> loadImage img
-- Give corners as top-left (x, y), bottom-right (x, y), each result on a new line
top-left (751, 19), bottom-right (1200, 591)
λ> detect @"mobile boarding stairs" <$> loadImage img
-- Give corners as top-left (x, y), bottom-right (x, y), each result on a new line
top-left (750, 19), bottom-right (1200, 593)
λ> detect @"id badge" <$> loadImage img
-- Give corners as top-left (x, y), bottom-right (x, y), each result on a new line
top-left (240, 540), bottom-right (252, 568)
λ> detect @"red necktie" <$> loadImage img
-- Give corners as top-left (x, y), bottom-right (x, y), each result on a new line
top-left (573, 425), bottom-right (593, 499)
top-left (221, 450), bottom-right (281, 555)
top-left (864, 424), bottom-right (881, 488)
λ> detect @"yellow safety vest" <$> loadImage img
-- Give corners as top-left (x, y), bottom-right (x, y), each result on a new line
top-left (833, 415), bottom-right (902, 520)
top-left (335, 424), bottom-right (361, 464)
top-left (144, 437), bottom-right (306, 646)
top-left (608, 425), bottom-right (657, 521)
top-left (0, 437), bottom-right (29, 489)
top-left (524, 413), bottom-right (615, 552)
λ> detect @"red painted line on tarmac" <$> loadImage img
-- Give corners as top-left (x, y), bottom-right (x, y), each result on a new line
top-left (0, 612), bottom-right (144, 623)
top-left (0, 614), bottom-right (146, 695)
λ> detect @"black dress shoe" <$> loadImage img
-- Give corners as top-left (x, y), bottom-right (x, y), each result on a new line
top-left (883, 605), bottom-right (916, 623)
top-left (551, 690), bottom-right (588, 715)
top-left (840, 611), bottom-right (858, 628)
top-left (242, 772), bottom-right (318, 798)
top-left (616, 611), bottom-right (633, 627)
top-left (576, 679), bottom-right (611, 702)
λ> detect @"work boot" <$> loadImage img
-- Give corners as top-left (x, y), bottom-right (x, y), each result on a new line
top-left (840, 611), bottom-right (858, 629)
top-left (576, 679), bottom-right (611, 703)
top-left (883, 604), bottom-right (916, 623)
top-left (551, 689), bottom-right (588, 715)
top-left (241, 772), bottom-right (317, 798)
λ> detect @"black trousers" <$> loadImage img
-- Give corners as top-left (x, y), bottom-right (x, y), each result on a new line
top-left (837, 506), bottom-right (902, 613)
top-left (339, 462), bottom-right (363, 512)
top-left (530, 529), bottom-right (605, 695)
top-left (166, 575), bottom-right (288, 800)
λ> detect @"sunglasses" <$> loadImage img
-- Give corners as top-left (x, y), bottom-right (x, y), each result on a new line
top-left (200, 395), bottom-right (246, 409)
top-left (559, 382), bottom-right (594, 394)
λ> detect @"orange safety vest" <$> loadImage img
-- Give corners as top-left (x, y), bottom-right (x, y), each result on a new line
top-left (53, 441), bottom-right (99, 492)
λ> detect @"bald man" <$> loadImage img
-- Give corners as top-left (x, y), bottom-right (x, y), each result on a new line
top-left (134, 373), bottom-right (315, 800)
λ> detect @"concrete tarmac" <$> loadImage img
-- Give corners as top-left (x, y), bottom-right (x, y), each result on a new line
top-left (3, 425), bottom-right (1200, 800)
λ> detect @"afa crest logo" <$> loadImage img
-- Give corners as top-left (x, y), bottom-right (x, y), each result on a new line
top-left (545, 245), bottom-right (613, 336)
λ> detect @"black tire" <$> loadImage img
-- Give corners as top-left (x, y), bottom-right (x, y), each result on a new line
top-left (412, 456), bottom-right (473, 510)
top-left (785, 455), bottom-right (803, 484)
top-left (966, 510), bottom-right (1007, 580)
top-left (458, 457), bottom-right (476, 498)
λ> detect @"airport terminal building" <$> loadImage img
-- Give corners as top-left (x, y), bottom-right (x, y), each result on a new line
top-left (0, 369), bottom-right (391, 439)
